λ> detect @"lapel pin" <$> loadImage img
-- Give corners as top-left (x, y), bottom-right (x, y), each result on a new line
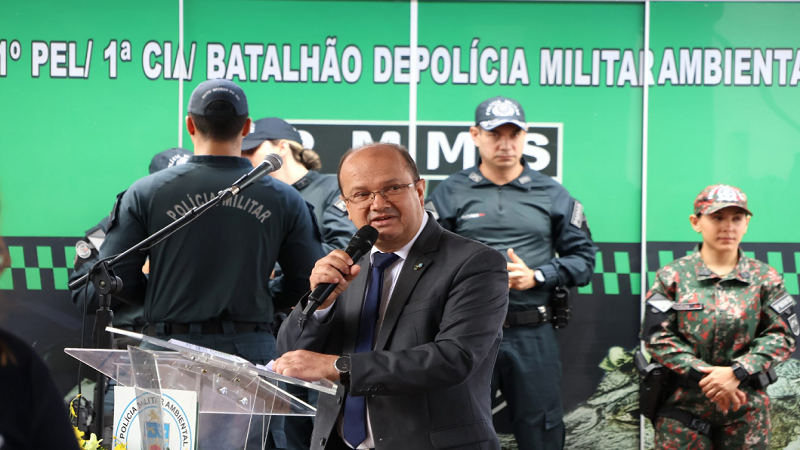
top-left (414, 263), bottom-right (423, 271)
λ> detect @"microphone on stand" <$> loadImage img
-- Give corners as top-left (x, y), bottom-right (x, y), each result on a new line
top-left (303, 225), bottom-right (379, 315)
top-left (219, 153), bottom-right (283, 200)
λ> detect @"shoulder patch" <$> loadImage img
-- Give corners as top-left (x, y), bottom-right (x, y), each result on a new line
top-left (334, 198), bottom-right (347, 213)
top-left (789, 314), bottom-right (799, 336)
top-left (468, 172), bottom-right (483, 183)
top-left (570, 201), bottom-right (584, 228)
top-left (107, 190), bottom-right (127, 232)
top-left (75, 240), bottom-right (93, 259)
top-left (646, 293), bottom-right (674, 313)
top-left (424, 200), bottom-right (439, 220)
top-left (771, 294), bottom-right (796, 315)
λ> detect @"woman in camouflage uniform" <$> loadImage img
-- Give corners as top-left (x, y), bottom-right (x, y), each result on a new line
top-left (643, 184), bottom-right (798, 450)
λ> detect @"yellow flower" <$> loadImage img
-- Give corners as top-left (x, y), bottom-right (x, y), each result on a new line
top-left (70, 394), bottom-right (82, 420)
top-left (73, 425), bottom-right (85, 442)
top-left (113, 441), bottom-right (128, 450)
top-left (82, 432), bottom-right (103, 450)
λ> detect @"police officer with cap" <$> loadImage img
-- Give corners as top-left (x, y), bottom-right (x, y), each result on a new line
top-left (642, 184), bottom-right (797, 449)
top-left (99, 79), bottom-right (324, 449)
top-left (426, 96), bottom-right (596, 450)
top-left (242, 118), bottom-right (356, 254)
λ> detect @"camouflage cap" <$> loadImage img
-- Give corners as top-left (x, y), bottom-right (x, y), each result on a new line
top-left (693, 184), bottom-right (753, 216)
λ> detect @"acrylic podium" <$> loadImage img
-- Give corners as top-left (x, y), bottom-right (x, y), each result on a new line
top-left (66, 326), bottom-right (337, 450)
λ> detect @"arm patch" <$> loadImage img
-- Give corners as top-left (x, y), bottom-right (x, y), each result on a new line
top-left (570, 201), bottom-right (584, 228)
top-left (770, 294), bottom-right (795, 315)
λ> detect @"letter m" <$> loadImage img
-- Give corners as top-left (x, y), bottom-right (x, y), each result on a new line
top-left (427, 131), bottom-right (475, 170)
top-left (351, 130), bottom-right (402, 148)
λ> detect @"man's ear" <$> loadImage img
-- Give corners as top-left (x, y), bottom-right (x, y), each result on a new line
top-left (186, 115), bottom-right (196, 135)
top-left (241, 117), bottom-right (252, 137)
top-left (415, 179), bottom-right (426, 206)
top-left (469, 126), bottom-right (481, 146)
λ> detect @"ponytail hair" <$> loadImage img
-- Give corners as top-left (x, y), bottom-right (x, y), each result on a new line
top-left (270, 139), bottom-right (322, 171)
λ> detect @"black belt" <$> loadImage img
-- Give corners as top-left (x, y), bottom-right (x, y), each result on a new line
top-left (658, 406), bottom-right (713, 438)
top-left (504, 306), bottom-right (552, 328)
top-left (146, 320), bottom-right (269, 336)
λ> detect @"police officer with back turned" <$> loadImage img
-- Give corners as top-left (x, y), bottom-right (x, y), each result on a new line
top-left (99, 79), bottom-right (324, 449)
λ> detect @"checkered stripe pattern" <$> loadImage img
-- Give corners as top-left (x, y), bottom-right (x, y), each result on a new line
top-left (0, 238), bottom-right (76, 291)
top-left (582, 242), bottom-right (800, 296)
top-left (2, 238), bottom-right (800, 296)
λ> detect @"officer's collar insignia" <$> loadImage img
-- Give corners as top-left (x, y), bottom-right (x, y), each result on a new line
top-left (293, 176), bottom-right (312, 190)
top-left (334, 198), bottom-right (347, 213)
top-left (468, 172), bottom-right (483, 183)
top-left (740, 271), bottom-right (750, 279)
top-left (518, 175), bottom-right (532, 185)
top-left (697, 267), bottom-right (713, 277)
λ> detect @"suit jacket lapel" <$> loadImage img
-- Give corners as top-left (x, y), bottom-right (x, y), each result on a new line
top-left (374, 218), bottom-right (442, 351)
top-left (342, 256), bottom-right (370, 354)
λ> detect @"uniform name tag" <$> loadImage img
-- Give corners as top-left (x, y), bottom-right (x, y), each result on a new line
top-left (770, 294), bottom-right (795, 315)
top-left (672, 303), bottom-right (704, 311)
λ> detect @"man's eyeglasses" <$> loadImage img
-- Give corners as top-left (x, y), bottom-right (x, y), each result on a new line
top-left (343, 180), bottom-right (421, 205)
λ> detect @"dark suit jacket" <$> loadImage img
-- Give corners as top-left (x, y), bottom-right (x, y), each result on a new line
top-left (277, 215), bottom-right (508, 450)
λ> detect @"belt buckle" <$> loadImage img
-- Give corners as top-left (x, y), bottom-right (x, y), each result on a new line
top-left (690, 418), bottom-right (710, 435)
top-left (538, 306), bottom-right (548, 322)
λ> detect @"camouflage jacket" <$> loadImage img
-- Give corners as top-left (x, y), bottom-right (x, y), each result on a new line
top-left (645, 247), bottom-right (797, 377)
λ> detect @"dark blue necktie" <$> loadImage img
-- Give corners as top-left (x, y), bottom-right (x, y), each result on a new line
top-left (343, 251), bottom-right (400, 448)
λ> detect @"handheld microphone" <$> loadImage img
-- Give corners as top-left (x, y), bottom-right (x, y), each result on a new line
top-left (303, 225), bottom-right (379, 315)
top-left (220, 153), bottom-right (283, 200)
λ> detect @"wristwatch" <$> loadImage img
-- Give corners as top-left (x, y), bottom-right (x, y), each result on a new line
top-left (534, 269), bottom-right (546, 285)
top-left (731, 363), bottom-right (749, 382)
top-left (334, 355), bottom-right (351, 387)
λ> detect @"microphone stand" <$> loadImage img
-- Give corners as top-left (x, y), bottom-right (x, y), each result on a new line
top-left (68, 182), bottom-right (246, 438)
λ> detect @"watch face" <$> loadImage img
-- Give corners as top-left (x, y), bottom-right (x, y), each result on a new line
top-left (335, 356), bottom-right (351, 373)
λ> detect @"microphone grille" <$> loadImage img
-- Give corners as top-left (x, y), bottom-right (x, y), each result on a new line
top-left (264, 153), bottom-right (283, 170)
top-left (356, 225), bottom-right (379, 247)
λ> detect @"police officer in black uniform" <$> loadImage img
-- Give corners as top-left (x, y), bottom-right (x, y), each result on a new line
top-left (242, 117), bottom-right (357, 450)
top-left (99, 80), bottom-right (324, 449)
top-left (426, 96), bottom-right (596, 450)
top-left (242, 117), bottom-right (355, 254)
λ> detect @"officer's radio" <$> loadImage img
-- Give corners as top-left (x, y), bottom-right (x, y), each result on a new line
top-left (551, 287), bottom-right (571, 329)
